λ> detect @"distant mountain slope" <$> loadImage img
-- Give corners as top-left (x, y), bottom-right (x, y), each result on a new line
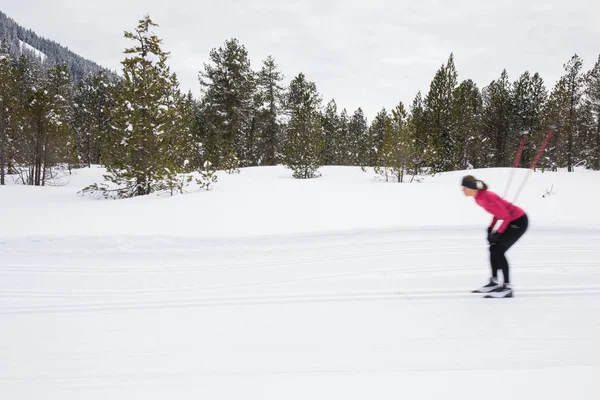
top-left (0, 10), bottom-right (115, 81)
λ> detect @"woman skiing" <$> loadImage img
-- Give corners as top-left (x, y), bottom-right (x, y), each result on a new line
top-left (461, 175), bottom-right (529, 298)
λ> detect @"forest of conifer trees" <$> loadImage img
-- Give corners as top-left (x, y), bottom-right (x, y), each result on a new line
top-left (1, 14), bottom-right (599, 196)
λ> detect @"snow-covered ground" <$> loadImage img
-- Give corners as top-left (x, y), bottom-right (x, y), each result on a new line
top-left (18, 40), bottom-right (47, 62)
top-left (1, 166), bottom-right (599, 399)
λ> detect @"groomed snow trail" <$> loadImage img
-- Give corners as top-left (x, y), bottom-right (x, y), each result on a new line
top-left (1, 227), bottom-right (599, 399)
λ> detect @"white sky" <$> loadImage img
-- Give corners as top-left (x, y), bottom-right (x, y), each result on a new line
top-left (2, 0), bottom-right (599, 120)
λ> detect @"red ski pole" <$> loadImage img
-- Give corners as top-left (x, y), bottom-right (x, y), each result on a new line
top-left (529, 127), bottom-right (555, 170)
top-left (512, 126), bottom-right (555, 202)
top-left (503, 131), bottom-right (529, 198)
top-left (512, 133), bottom-right (529, 168)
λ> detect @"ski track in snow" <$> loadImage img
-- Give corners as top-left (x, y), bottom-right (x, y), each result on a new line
top-left (1, 227), bottom-right (600, 399)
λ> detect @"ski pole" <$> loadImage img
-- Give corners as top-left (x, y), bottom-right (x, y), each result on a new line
top-left (512, 127), bottom-right (555, 202)
top-left (503, 131), bottom-right (529, 198)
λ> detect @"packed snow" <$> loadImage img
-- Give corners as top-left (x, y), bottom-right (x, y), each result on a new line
top-left (1, 165), bottom-right (599, 399)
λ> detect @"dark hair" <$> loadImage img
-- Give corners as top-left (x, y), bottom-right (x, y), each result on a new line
top-left (462, 175), bottom-right (488, 190)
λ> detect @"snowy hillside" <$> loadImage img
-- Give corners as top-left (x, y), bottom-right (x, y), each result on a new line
top-left (1, 166), bottom-right (599, 399)
top-left (18, 39), bottom-right (47, 61)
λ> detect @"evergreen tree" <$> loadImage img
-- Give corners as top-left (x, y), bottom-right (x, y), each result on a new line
top-left (577, 99), bottom-right (597, 169)
top-left (368, 108), bottom-right (388, 167)
top-left (338, 108), bottom-right (350, 165)
top-left (72, 70), bottom-right (115, 167)
top-left (199, 38), bottom-right (256, 167)
top-left (375, 102), bottom-right (412, 182)
top-left (348, 108), bottom-right (368, 166)
top-left (19, 63), bottom-right (74, 186)
top-left (452, 79), bottom-right (483, 168)
top-left (559, 55), bottom-right (584, 171)
top-left (481, 70), bottom-right (514, 167)
top-left (321, 99), bottom-right (341, 165)
top-left (9, 54), bottom-right (37, 180)
top-left (255, 55), bottom-right (284, 165)
top-left (196, 160), bottom-right (218, 190)
top-left (584, 55), bottom-right (600, 170)
top-left (409, 92), bottom-right (429, 174)
top-left (91, 15), bottom-right (187, 197)
top-left (512, 72), bottom-right (547, 167)
top-left (424, 54), bottom-right (458, 172)
top-left (0, 38), bottom-right (13, 184)
top-left (282, 72), bottom-right (324, 179)
top-left (544, 55), bottom-right (585, 171)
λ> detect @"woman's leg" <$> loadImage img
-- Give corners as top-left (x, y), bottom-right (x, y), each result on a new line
top-left (489, 250), bottom-right (499, 279)
top-left (493, 214), bottom-right (529, 284)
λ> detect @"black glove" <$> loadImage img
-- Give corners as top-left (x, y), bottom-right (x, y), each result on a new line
top-left (487, 226), bottom-right (493, 235)
top-left (487, 231), bottom-right (501, 245)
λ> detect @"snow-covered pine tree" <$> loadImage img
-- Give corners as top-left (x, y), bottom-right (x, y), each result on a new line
top-left (8, 55), bottom-right (37, 182)
top-left (282, 72), bottom-right (324, 179)
top-left (73, 69), bottom-right (115, 167)
top-left (196, 160), bottom-right (217, 190)
top-left (21, 63), bottom-right (74, 186)
top-left (92, 15), bottom-right (187, 198)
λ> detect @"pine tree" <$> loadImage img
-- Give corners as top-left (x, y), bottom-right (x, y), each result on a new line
top-left (577, 99), bottom-right (596, 169)
top-left (255, 55), bottom-right (284, 166)
top-left (375, 102), bottom-right (412, 182)
top-left (424, 54), bottom-right (458, 172)
top-left (20, 63), bottom-right (74, 186)
top-left (481, 70), bottom-right (514, 167)
top-left (199, 38), bottom-right (256, 167)
top-left (9, 54), bottom-right (37, 181)
top-left (544, 55), bottom-right (585, 171)
top-left (409, 92), bottom-right (429, 174)
top-left (452, 79), bottom-right (483, 169)
top-left (368, 108), bottom-right (388, 167)
top-left (90, 15), bottom-right (187, 198)
top-left (338, 108), bottom-right (350, 165)
top-left (348, 108), bottom-right (368, 166)
top-left (584, 55), bottom-right (600, 170)
top-left (73, 69), bottom-right (115, 167)
top-left (321, 99), bottom-right (340, 165)
top-left (512, 72), bottom-right (547, 168)
top-left (196, 160), bottom-right (218, 190)
top-left (0, 38), bottom-right (13, 184)
top-left (282, 72), bottom-right (324, 179)
top-left (562, 55), bottom-right (585, 171)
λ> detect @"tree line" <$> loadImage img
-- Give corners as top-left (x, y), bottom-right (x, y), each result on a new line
top-left (1, 15), bottom-right (599, 196)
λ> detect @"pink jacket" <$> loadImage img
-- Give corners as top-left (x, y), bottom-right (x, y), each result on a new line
top-left (475, 190), bottom-right (525, 233)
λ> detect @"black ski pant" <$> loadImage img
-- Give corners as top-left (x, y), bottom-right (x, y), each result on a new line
top-left (490, 214), bottom-right (528, 283)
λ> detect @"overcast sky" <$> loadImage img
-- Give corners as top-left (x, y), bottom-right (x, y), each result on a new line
top-left (2, 1), bottom-right (599, 120)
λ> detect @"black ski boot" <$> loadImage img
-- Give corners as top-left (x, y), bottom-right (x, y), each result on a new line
top-left (472, 277), bottom-right (500, 293)
top-left (484, 283), bottom-right (513, 298)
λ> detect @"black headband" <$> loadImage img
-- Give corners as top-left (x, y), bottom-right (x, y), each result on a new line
top-left (462, 179), bottom-right (479, 190)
